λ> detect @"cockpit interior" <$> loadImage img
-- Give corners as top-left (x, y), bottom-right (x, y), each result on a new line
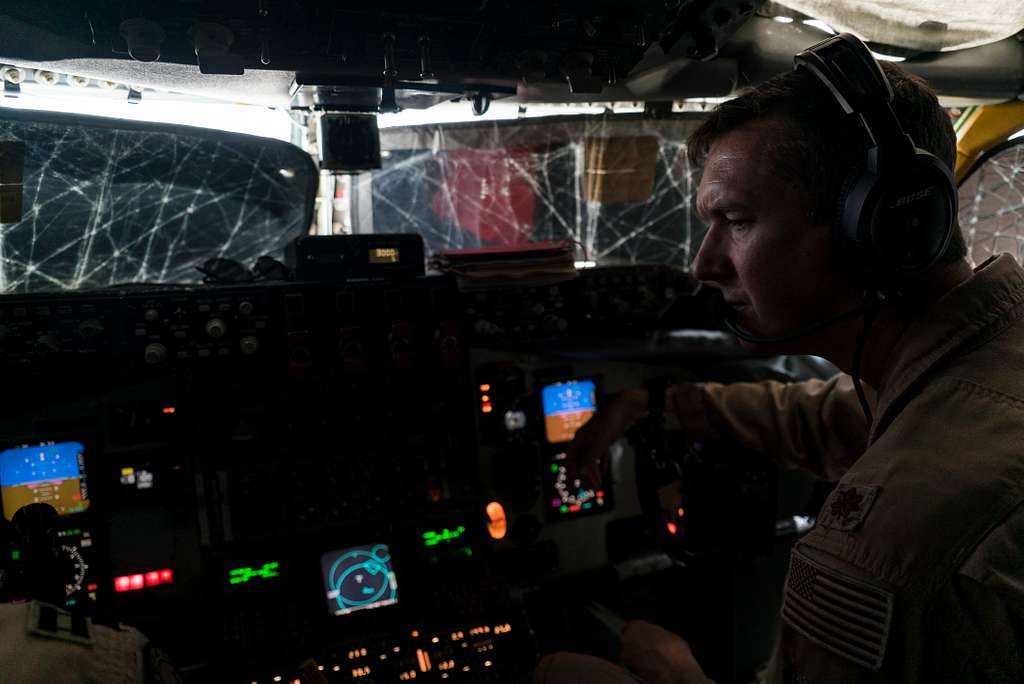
top-left (1, 1), bottom-right (1022, 682)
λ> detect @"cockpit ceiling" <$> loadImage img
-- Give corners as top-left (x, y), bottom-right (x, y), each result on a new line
top-left (773, 0), bottom-right (1024, 52)
top-left (0, 1), bottom-right (1020, 108)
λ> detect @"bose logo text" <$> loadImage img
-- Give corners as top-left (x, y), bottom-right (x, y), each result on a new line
top-left (889, 186), bottom-right (934, 209)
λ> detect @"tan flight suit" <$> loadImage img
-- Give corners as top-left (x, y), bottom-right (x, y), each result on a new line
top-left (535, 254), bottom-right (1024, 683)
top-left (696, 254), bottom-right (1024, 683)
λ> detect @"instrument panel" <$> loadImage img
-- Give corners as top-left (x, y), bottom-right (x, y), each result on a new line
top-left (0, 265), bottom-right (786, 683)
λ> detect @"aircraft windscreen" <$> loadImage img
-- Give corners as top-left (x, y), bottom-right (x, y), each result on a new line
top-left (0, 110), bottom-right (316, 294)
top-left (366, 115), bottom-right (708, 266)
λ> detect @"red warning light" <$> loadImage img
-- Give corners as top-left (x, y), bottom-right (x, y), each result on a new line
top-left (162, 407), bottom-right (176, 415)
top-left (86, 583), bottom-right (98, 592)
top-left (116, 568), bottom-right (173, 592)
top-left (666, 522), bottom-right (678, 536)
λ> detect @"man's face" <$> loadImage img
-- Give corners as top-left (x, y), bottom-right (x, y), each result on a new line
top-left (693, 120), bottom-right (860, 345)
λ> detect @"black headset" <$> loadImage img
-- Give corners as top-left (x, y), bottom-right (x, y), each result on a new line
top-left (720, 35), bottom-right (956, 424)
top-left (795, 33), bottom-right (958, 286)
top-left (720, 34), bottom-right (958, 347)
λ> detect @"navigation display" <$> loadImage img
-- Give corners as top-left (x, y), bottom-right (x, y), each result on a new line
top-left (546, 450), bottom-right (609, 517)
top-left (0, 441), bottom-right (89, 520)
top-left (321, 544), bottom-right (399, 616)
top-left (542, 379), bottom-right (597, 444)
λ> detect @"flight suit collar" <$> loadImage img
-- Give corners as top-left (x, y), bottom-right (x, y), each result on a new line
top-left (869, 254), bottom-right (1024, 444)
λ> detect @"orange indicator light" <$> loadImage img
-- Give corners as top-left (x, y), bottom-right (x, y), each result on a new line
top-left (416, 649), bottom-right (432, 672)
top-left (162, 407), bottom-right (176, 414)
top-left (485, 501), bottom-right (507, 540)
top-left (479, 384), bottom-right (491, 392)
top-left (481, 404), bottom-right (493, 414)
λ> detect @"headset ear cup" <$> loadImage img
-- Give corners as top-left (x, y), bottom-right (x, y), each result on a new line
top-left (833, 166), bottom-right (875, 279)
top-left (833, 168), bottom-right (861, 250)
top-left (870, 153), bottom-right (957, 278)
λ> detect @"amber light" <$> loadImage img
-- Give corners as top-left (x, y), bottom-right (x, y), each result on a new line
top-left (485, 501), bottom-right (507, 540)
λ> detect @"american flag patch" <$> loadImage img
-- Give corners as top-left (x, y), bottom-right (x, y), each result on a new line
top-left (782, 547), bottom-right (893, 672)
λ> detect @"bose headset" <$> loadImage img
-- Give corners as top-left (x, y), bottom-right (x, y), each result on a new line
top-left (719, 33), bottom-right (960, 423)
top-left (795, 33), bottom-right (958, 282)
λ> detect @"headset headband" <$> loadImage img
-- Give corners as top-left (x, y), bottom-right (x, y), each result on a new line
top-left (794, 34), bottom-right (916, 158)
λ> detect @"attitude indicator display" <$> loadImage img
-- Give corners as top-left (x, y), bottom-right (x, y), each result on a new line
top-left (0, 441), bottom-right (89, 520)
top-left (542, 380), bottom-right (597, 444)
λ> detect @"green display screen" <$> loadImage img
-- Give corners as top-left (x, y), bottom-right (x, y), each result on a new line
top-left (422, 526), bottom-right (466, 547)
top-left (228, 561), bottom-right (280, 585)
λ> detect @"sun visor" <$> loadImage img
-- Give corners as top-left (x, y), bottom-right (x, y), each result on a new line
top-left (584, 136), bottom-right (659, 204)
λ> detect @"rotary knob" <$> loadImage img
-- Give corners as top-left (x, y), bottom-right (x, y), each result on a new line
top-left (78, 318), bottom-right (104, 339)
top-left (341, 340), bottom-right (364, 362)
top-left (542, 315), bottom-right (568, 333)
top-left (205, 318), bottom-right (227, 339)
top-left (35, 334), bottom-right (60, 354)
top-left (144, 308), bottom-right (160, 323)
top-left (239, 335), bottom-right (260, 356)
top-left (144, 343), bottom-right (167, 365)
top-left (238, 301), bottom-right (254, 316)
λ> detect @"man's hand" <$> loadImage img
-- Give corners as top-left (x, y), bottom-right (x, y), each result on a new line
top-left (567, 388), bottom-right (649, 485)
top-left (567, 384), bottom-right (715, 484)
top-left (620, 620), bottom-right (714, 684)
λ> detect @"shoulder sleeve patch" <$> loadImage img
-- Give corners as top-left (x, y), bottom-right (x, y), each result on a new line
top-left (817, 484), bottom-right (879, 531)
top-left (26, 601), bottom-right (93, 646)
top-left (782, 547), bottom-right (893, 672)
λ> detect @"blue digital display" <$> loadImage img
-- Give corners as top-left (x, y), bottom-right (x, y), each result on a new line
top-left (321, 544), bottom-right (399, 616)
top-left (542, 380), bottom-right (597, 444)
top-left (0, 442), bottom-right (82, 485)
top-left (0, 441), bottom-right (88, 520)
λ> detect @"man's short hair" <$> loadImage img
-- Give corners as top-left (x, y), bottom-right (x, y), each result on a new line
top-left (687, 62), bottom-right (967, 267)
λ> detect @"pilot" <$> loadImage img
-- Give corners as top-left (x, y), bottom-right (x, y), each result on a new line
top-left (539, 35), bottom-right (1024, 683)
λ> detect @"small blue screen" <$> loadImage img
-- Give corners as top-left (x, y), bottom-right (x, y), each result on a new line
top-left (0, 442), bottom-right (82, 487)
top-left (542, 380), bottom-right (596, 417)
top-left (542, 380), bottom-right (597, 444)
top-left (0, 441), bottom-right (87, 519)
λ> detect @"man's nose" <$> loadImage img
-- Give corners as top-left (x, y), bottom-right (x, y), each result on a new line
top-left (691, 226), bottom-right (731, 286)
